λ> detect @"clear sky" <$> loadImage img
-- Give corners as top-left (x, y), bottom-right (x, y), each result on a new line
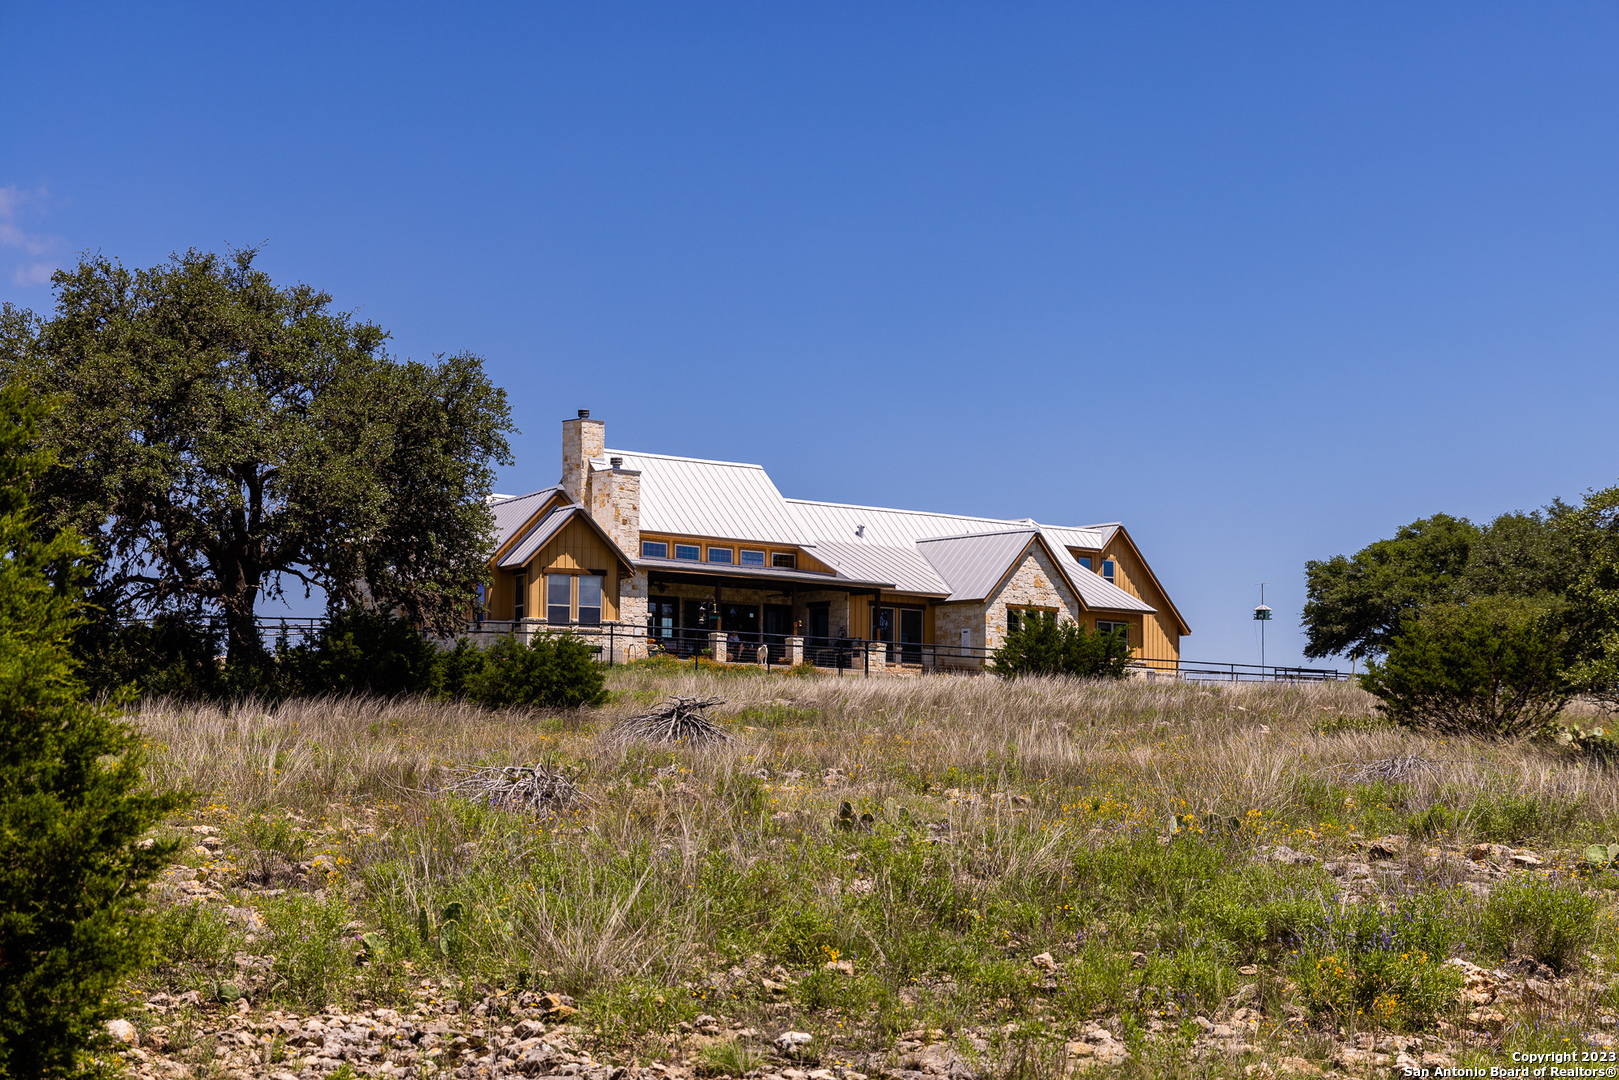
top-left (3, 3), bottom-right (1617, 667)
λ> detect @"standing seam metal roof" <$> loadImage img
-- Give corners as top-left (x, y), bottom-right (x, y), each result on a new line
top-left (809, 541), bottom-right (952, 596)
top-left (490, 487), bottom-right (562, 550)
top-left (914, 530), bottom-right (1042, 602)
top-left (596, 450), bottom-right (809, 545)
top-left (497, 506), bottom-right (575, 568)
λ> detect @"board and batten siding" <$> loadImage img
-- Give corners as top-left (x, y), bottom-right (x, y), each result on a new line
top-left (1096, 540), bottom-right (1180, 662)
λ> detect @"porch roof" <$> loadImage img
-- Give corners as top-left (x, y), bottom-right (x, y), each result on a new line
top-left (637, 557), bottom-right (895, 590)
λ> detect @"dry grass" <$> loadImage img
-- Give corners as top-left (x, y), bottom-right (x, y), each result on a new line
top-left (134, 671), bottom-right (1619, 834)
top-left (125, 669), bottom-right (1619, 1075)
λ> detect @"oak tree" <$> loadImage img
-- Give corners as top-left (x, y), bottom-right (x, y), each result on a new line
top-left (0, 248), bottom-right (514, 662)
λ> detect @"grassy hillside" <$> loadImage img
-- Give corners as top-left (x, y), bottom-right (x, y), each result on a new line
top-left (112, 670), bottom-right (1619, 1079)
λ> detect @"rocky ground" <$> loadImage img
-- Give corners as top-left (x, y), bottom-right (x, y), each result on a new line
top-left (102, 821), bottom-right (1619, 1080)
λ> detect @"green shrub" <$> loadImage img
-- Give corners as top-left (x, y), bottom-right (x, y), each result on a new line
top-left (1469, 793), bottom-right (1584, 844)
top-left (1360, 602), bottom-right (1573, 737)
top-left (0, 385), bottom-right (184, 1079)
top-left (433, 637), bottom-right (490, 699)
top-left (1481, 879), bottom-right (1600, 974)
top-left (471, 632), bottom-right (608, 709)
top-left (75, 614), bottom-right (224, 700)
top-left (284, 608), bottom-right (442, 697)
top-left (1291, 892), bottom-right (1465, 1031)
top-left (264, 892), bottom-right (354, 1010)
top-left (992, 612), bottom-right (1131, 680)
top-left (153, 901), bottom-right (236, 968)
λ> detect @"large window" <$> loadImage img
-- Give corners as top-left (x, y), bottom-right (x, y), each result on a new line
top-left (576, 575), bottom-right (603, 626)
top-left (1097, 620), bottom-right (1129, 644)
top-left (546, 574), bottom-right (572, 624)
top-left (674, 544), bottom-right (700, 561)
top-left (513, 571), bottom-right (526, 622)
top-left (641, 540), bottom-right (668, 558)
top-left (740, 548), bottom-right (765, 566)
top-left (707, 546), bottom-right (733, 564)
top-left (1007, 608), bottom-right (1022, 634)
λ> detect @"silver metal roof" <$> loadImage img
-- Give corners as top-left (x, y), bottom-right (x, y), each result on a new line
top-left (490, 487), bottom-right (562, 549)
top-left (908, 528), bottom-right (1157, 612)
top-left (915, 530), bottom-right (1043, 602)
top-left (596, 450), bottom-right (809, 544)
top-left (811, 541), bottom-right (951, 596)
top-left (497, 506), bottom-right (575, 568)
top-left (787, 499), bottom-right (1037, 548)
top-left (1044, 539), bottom-right (1157, 613)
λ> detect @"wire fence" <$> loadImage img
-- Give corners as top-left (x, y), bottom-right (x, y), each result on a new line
top-left (459, 619), bottom-right (1355, 682)
top-left (123, 614), bottom-right (1356, 682)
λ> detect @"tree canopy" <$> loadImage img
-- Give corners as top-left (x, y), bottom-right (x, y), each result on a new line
top-left (1302, 509), bottom-right (1585, 662)
top-left (0, 248), bottom-right (514, 662)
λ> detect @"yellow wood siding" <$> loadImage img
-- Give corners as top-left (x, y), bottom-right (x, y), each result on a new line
top-left (1099, 539), bottom-right (1181, 661)
top-left (528, 516), bottom-right (623, 621)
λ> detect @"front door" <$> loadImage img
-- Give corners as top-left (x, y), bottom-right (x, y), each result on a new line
top-left (873, 606), bottom-right (895, 662)
top-left (806, 605), bottom-right (828, 647)
top-left (899, 608), bottom-right (923, 663)
top-left (647, 599), bottom-right (678, 649)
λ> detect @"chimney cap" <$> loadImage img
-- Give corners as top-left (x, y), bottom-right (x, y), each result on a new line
top-left (577, 409), bottom-right (590, 419)
top-left (610, 456), bottom-right (623, 469)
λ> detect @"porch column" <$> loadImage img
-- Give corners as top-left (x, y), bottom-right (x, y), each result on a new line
top-left (784, 635), bottom-right (804, 666)
top-left (865, 639), bottom-right (887, 675)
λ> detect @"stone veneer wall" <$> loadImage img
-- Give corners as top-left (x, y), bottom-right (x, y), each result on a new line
top-left (932, 546), bottom-right (1086, 664)
top-left (983, 548), bottom-right (1084, 650)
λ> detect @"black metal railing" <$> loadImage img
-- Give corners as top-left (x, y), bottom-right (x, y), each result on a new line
top-left (460, 620), bottom-right (1354, 682)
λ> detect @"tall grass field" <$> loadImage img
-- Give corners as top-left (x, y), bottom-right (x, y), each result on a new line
top-left (117, 668), bottom-right (1619, 1079)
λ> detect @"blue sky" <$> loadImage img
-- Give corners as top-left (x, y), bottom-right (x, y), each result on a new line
top-left (3, 3), bottom-right (1617, 666)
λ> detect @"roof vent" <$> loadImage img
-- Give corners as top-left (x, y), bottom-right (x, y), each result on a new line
top-left (855, 524), bottom-right (865, 538)
top-left (610, 456), bottom-right (623, 469)
top-left (577, 409), bottom-right (590, 419)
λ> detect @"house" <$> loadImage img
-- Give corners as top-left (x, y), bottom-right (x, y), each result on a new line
top-left (481, 411), bottom-right (1189, 669)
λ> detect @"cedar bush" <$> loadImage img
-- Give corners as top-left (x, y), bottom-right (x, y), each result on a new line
top-left (1360, 602), bottom-right (1572, 738)
top-left (283, 608), bottom-right (443, 697)
top-left (472, 632), bottom-right (609, 708)
top-left (0, 384), bottom-right (183, 1078)
top-left (991, 611), bottom-right (1131, 680)
top-left (75, 613), bottom-right (225, 700)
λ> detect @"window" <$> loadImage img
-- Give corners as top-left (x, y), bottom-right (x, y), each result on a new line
top-left (1007, 608), bottom-right (1022, 634)
top-left (513, 571), bottom-right (526, 622)
top-left (707, 546), bottom-right (733, 564)
top-left (1101, 559), bottom-right (1116, 583)
top-left (674, 544), bottom-right (700, 561)
top-left (641, 540), bottom-right (668, 558)
top-left (1075, 556), bottom-right (1092, 570)
top-left (546, 574), bottom-right (572, 624)
top-left (1097, 620), bottom-right (1129, 643)
top-left (771, 552), bottom-right (797, 569)
top-left (576, 574), bottom-right (603, 626)
top-left (740, 548), bottom-right (765, 566)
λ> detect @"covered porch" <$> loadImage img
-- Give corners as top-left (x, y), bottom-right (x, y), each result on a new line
top-left (638, 558), bottom-right (942, 668)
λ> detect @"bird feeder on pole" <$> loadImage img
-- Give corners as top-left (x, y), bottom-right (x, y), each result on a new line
top-left (1253, 583), bottom-right (1273, 671)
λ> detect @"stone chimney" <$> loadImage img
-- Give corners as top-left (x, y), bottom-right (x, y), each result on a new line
top-left (561, 409), bottom-right (604, 505)
top-left (589, 457), bottom-right (641, 557)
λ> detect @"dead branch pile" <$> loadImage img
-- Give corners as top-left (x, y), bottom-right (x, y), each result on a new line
top-left (603, 696), bottom-right (734, 748)
top-left (1323, 754), bottom-right (1437, 785)
top-left (442, 762), bottom-right (591, 813)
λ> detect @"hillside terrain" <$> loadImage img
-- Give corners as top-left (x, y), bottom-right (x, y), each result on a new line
top-left (106, 669), bottom-right (1619, 1079)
